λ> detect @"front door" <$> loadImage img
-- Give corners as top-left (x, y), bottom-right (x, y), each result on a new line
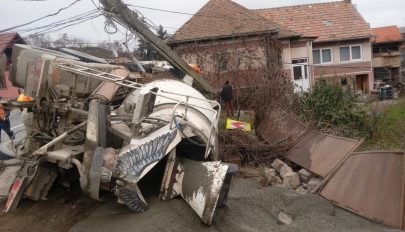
top-left (292, 59), bottom-right (310, 92)
top-left (355, 74), bottom-right (369, 93)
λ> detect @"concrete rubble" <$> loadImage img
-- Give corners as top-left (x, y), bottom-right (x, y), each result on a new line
top-left (282, 172), bottom-right (301, 189)
top-left (307, 178), bottom-right (323, 194)
top-left (298, 169), bottom-right (313, 182)
top-left (278, 211), bottom-right (293, 225)
top-left (280, 163), bottom-right (293, 179)
top-left (262, 159), bottom-right (322, 193)
top-left (271, 159), bottom-right (284, 172)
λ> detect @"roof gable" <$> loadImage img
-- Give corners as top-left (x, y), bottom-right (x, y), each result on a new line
top-left (255, 1), bottom-right (372, 43)
top-left (371, 26), bottom-right (402, 43)
top-left (169, 0), bottom-right (297, 43)
top-left (0, 32), bottom-right (25, 53)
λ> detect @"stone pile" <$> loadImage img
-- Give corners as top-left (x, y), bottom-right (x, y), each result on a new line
top-left (260, 159), bottom-right (323, 194)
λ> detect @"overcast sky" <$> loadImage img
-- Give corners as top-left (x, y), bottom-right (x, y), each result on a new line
top-left (0, 0), bottom-right (404, 45)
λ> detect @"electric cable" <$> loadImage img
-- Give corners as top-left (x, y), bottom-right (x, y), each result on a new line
top-left (0, 0), bottom-right (83, 33)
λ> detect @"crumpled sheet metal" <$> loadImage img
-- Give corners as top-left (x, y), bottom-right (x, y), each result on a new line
top-left (320, 151), bottom-right (405, 229)
top-left (285, 131), bottom-right (362, 177)
top-left (256, 108), bottom-right (306, 148)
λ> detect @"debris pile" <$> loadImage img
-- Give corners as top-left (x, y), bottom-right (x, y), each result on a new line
top-left (260, 159), bottom-right (323, 195)
top-left (254, 107), bottom-right (405, 230)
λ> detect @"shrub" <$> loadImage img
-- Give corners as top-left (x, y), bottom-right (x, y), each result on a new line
top-left (297, 82), bottom-right (373, 138)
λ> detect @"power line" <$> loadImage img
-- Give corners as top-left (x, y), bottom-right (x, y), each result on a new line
top-left (0, 12), bottom-right (101, 47)
top-left (17, 9), bottom-right (99, 34)
top-left (0, 0), bottom-right (82, 33)
top-left (20, 10), bottom-right (101, 34)
top-left (27, 14), bottom-right (101, 38)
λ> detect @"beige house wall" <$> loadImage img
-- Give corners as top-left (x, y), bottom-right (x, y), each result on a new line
top-left (311, 39), bottom-right (374, 92)
top-left (312, 39), bottom-right (372, 65)
top-left (171, 37), bottom-right (279, 89)
top-left (282, 39), bottom-right (315, 87)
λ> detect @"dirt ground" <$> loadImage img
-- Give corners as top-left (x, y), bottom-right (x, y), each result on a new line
top-left (0, 172), bottom-right (401, 232)
top-left (69, 177), bottom-right (398, 232)
top-left (0, 184), bottom-right (102, 232)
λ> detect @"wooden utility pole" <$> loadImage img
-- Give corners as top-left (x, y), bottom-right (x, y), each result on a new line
top-left (98, 0), bottom-right (215, 94)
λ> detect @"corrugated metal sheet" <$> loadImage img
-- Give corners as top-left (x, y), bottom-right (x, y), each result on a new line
top-left (284, 131), bottom-right (361, 177)
top-left (321, 151), bottom-right (405, 229)
top-left (256, 108), bottom-right (306, 148)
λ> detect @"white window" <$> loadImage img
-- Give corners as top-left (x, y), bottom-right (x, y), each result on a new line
top-left (312, 48), bottom-right (332, 64)
top-left (339, 45), bottom-right (362, 62)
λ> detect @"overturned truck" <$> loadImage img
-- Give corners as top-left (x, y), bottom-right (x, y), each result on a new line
top-left (0, 44), bottom-right (237, 225)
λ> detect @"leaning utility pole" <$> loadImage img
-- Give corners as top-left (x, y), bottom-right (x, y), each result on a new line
top-left (98, 0), bottom-right (215, 94)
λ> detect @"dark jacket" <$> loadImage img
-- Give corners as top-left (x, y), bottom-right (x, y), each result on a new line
top-left (221, 84), bottom-right (233, 101)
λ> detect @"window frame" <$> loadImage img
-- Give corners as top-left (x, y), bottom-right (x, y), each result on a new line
top-left (312, 48), bottom-right (333, 64)
top-left (213, 51), bottom-right (228, 72)
top-left (291, 58), bottom-right (309, 81)
top-left (339, 44), bottom-right (363, 62)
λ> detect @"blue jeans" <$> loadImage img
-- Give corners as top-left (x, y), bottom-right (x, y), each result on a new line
top-left (0, 119), bottom-right (13, 140)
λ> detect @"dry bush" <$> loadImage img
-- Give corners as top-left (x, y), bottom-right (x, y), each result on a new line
top-left (172, 35), bottom-right (295, 165)
top-left (219, 129), bottom-right (279, 166)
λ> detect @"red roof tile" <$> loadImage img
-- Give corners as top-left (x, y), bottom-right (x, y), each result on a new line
top-left (168, 0), bottom-right (298, 43)
top-left (0, 32), bottom-right (25, 53)
top-left (371, 26), bottom-right (402, 43)
top-left (255, 1), bottom-right (372, 43)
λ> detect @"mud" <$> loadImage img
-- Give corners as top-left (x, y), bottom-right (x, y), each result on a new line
top-left (0, 183), bottom-right (102, 232)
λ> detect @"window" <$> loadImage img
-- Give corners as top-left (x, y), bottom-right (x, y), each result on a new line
top-left (339, 45), bottom-right (362, 62)
top-left (340, 47), bottom-right (350, 61)
top-left (292, 59), bottom-right (308, 80)
top-left (293, 66), bottom-right (303, 80)
top-left (213, 52), bottom-right (228, 72)
top-left (351, 46), bottom-right (361, 60)
top-left (312, 48), bottom-right (332, 64)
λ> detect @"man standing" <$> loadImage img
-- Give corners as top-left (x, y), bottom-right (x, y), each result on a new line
top-left (0, 104), bottom-right (13, 142)
top-left (220, 81), bottom-right (234, 117)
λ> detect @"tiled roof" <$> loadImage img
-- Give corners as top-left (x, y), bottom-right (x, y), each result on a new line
top-left (168, 0), bottom-right (298, 43)
top-left (371, 26), bottom-right (402, 43)
top-left (255, 1), bottom-right (372, 43)
top-left (0, 32), bottom-right (25, 53)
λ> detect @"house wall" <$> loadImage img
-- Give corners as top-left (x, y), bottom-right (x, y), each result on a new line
top-left (172, 36), bottom-right (281, 90)
top-left (0, 53), bottom-right (21, 99)
top-left (0, 71), bottom-right (20, 99)
top-left (312, 39), bottom-right (372, 64)
top-left (282, 39), bottom-right (314, 88)
top-left (311, 39), bottom-right (374, 92)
